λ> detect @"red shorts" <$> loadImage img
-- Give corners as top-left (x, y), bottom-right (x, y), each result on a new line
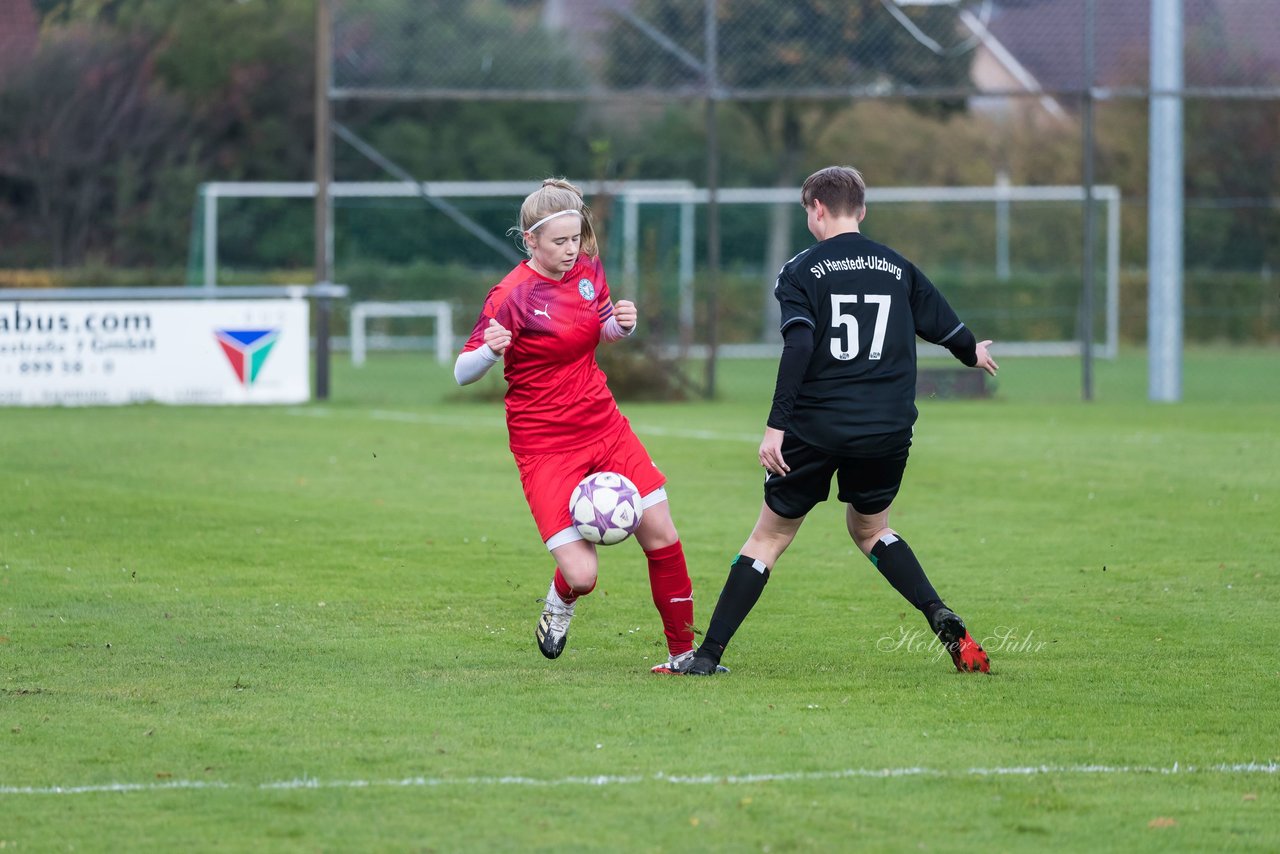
top-left (514, 420), bottom-right (666, 543)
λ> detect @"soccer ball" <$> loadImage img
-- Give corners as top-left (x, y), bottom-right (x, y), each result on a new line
top-left (569, 471), bottom-right (643, 545)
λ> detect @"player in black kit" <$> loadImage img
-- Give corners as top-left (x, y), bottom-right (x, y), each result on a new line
top-left (687, 165), bottom-right (998, 676)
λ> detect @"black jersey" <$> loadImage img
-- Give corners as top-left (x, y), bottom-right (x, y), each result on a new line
top-left (773, 231), bottom-right (970, 455)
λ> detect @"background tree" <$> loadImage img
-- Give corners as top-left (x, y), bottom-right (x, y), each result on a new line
top-left (0, 0), bottom-right (317, 269)
top-left (0, 26), bottom-right (183, 266)
top-left (604, 0), bottom-right (973, 338)
top-left (319, 0), bottom-right (601, 272)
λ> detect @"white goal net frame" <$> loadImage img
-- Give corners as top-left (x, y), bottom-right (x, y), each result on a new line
top-left (194, 180), bottom-right (1119, 360)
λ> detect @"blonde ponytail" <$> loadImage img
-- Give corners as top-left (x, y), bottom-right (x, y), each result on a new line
top-left (508, 177), bottom-right (599, 257)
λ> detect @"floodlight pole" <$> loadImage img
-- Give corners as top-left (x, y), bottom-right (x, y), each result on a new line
top-left (314, 0), bottom-right (334, 400)
top-left (1148, 0), bottom-right (1184, 402)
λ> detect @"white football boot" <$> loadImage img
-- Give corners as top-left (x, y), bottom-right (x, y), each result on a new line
top-left (535, 581), bottom-right (575, 660)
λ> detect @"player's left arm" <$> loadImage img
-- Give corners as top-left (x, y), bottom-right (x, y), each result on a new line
top-left (595, 260), bottom-right (636, 342)
top-left (972, 338), bottom-right (999, 376)
top-left (601, 301), bottom-right (635, 342)
top-left (608, 299), bottom-right (636, 333)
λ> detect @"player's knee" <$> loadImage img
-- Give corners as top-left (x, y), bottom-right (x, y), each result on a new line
top-left (635, 501), bottom-right (678, 550)
top-left (560, 564), bottom-right (598, 593)
top-left (570, 574), bottom-right (598, 595)
top-left (556, 547), bottom-right (599, 591)
top-left (853, 525), bottom-right (895, 556)
top-left (742, 533), bottom-right (790, 568)
top-left (636, 521), bottom-right (678, 551)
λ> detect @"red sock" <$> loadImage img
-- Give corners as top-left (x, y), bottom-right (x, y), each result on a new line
top-left (645, 541), bottom-right (695, 657)
top-left (553, 567), bottom-right (595, 604)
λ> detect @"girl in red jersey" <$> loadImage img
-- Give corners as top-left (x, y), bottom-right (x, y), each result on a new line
top-left (454, 178), bottom-right (717, 674)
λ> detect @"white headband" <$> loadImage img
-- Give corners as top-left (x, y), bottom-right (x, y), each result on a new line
top-left (526, 209), bottom-right (581, 233)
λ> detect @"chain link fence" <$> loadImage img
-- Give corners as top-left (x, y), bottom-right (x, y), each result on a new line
top-left (332, 0), bottom-right (1280, 98)
top-left (297, 0), bottom-right (1279, 376)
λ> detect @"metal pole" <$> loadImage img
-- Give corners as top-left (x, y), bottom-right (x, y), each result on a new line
top-left (1106, 190), bottom-right (1121, 358)
top-left (202, 186), bottom-right (218, 289)
top-left (995, 170), bottom-right (1010, 282)
top-left (314, 0), bottom-right (334, 401)
top-left (679, 199), bottom-right (695, 355)
top-left (623, 193), bottom-right (639, 299)
top-left (1081, 0), bottom-right (1097, 401)
top-left (703, 0), bottom-right (720, 399)
top-left (1148, 0), bottom-right (1184, 402)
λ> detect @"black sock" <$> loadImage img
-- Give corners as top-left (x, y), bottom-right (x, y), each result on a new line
top-left (868, 534), bottom-right (945, 624)
top-left (697, 554), bottom-right (770, 663)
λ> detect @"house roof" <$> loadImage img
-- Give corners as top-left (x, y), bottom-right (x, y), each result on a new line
top-left (542, 0), bottom-right (629, 36)
top-left (1209, 1), bottom-right (1280, 85)
top-left (978, 0), bottom-right (1280, 92)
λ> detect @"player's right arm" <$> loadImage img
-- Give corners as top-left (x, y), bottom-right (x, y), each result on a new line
top-left (455, 287), bottom-right (519, 386)
top-left (455, 319), bottom-right (513, 385)
top-left (761, 264), bottom-right (817, 474)
top-left (759, 426), bottom-right (788, 476)
top-left (482, 317), bottom-right (512, 354)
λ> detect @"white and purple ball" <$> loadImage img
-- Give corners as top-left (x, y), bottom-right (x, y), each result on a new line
top-left (570, 471), bottom-right (643, 545)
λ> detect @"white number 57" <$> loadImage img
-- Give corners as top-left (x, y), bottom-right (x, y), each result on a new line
top-left (830, 293), bottom-right (891, 361)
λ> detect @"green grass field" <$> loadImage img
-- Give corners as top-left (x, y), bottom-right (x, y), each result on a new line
top-left (3, 348), bottom-right (1278, 852)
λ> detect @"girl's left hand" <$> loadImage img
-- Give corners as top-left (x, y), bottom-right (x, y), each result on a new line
top-left (614, 300), bottom-right (637, 331)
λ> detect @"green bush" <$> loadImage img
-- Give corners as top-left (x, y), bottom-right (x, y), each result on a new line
top-left (8, 263), bottom-right (1275, 346)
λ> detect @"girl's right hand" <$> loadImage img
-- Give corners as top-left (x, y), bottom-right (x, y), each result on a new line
top-left (484, 318), bottom-right (512, 355)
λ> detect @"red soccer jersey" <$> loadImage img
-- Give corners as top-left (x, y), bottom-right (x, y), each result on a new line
top-left (462, 256), bottom-right (625, 454)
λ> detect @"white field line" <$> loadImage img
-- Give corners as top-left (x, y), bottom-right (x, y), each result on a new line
top-left (4, 762), bottom-right (1276, 797)
top-left (287, 407), bottom-right (760, 444)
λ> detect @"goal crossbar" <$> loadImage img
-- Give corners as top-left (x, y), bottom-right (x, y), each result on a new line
top-left (194, 180), bottom-right (1120, 359)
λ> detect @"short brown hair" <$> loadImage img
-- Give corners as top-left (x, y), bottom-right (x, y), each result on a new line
top-left (800, 166), bottom-right (867, 217)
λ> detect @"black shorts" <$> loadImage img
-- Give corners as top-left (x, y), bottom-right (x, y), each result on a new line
top-left (763, 432), bottom-right (910, 519)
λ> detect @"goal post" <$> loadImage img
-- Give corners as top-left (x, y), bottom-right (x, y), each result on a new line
top-left (190, 180), bottom-right (1120, 360)
top-left (618, 183), bottom-right (1121, 359)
